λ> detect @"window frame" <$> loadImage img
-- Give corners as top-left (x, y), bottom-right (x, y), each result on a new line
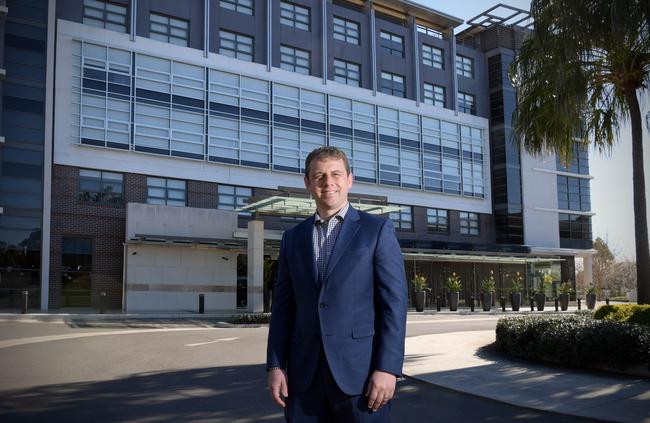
top-left (388, 204), bottom-right (413, 231)
top-left (426, 208), bottom-right (448, 233)
top-left (280, 1), bottom-right (311, 31)
top-left (82, 0), bottom-right (128, 33)
top-left (456, 54), bottom-right (474, 78)
top-left (459, 211), bottom-right (480, 236)
top-left (280, 45), bottom-right (311, 75)
top-left (78, 169), bottom-right (124, 204)
top-left (146, 176), bottom-right (187, 207)
top-left (219, 29), bottom-right (254, 62)
top-left (423, 83), bottom-right (445, 107)
top-left (220, 0), bottom-right (254, 15)
top-left (422, 44), bottom-right (443, 69)
top-left (333, 16), bottom-right (360, 45)
top-left (217, 184), bottom-right (253, 215)
top-left (333, 58), bottom-right (360, 87)
top-left (380, 71), bottom-right (405, 98)
top-left (457, 91), bottom-right (476, 115)
top-left (149, 12), bottom-right (189, 47)
top-left (380, 30), bottom-right (404, 57)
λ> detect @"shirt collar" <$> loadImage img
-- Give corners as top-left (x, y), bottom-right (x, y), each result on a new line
top-left (314, 202), bottom-right (350, 225)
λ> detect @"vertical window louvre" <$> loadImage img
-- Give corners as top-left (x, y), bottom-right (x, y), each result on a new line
top-left (333, 16), bottom-right (359, 45)
top-left (333, 59), bottom-right (360, 86)
top-left (423, 83), bottom-right (445, 107)
top-left (280, 1), bottom-right (310, 31)
top-left (380, 31), bottom-right (404, 57)
top-left (280, 45), bottom-right (310, 75)
top-left (422, 44), bottom-right (443, 69)
top-left (219, 30), bottom-right (253, 62)
top-left (149, 13), bottom-right (189, 46)
top-left (220, 0), bottom-right (254, 15)
top-left (146, 177), bottom-right (186, 206)
top-left (456, 55), bottom-right (474, 78)
top-left (83, 0), bottom-right (128, 33)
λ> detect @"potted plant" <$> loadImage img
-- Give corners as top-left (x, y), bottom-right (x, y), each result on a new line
top-left (446, 272), bottom-right (462, 312)
top-left (585, 285), bottom-right (597, 310)
top-left (509, 272), bottom-right (524, 311)
top-left (480, 271), bottom-right (496, 311)
top-left (536, 273), bottom-right (553, 311)
top-left (412, 273), bottom-right (427, 312)
top-left (558, 280), bottom-right (573, 311)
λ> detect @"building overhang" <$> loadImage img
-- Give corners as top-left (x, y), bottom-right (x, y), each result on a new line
top-left (402, 251), bottom-right (564, 264)
top-left (127, 235), bottom-right (245, 249)
top-left (238, 196), bottom-right (403, 216)
top-left (529, 247), bottom-right (597, 257)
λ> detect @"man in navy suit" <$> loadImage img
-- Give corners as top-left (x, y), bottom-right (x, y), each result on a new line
top-left (266, 146), bottom-right (408, 422)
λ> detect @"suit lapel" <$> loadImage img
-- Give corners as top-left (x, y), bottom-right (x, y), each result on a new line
top-left (298, 215), bottom-right (319, 287)
top-left (323, 206), bottom-right (361, 284)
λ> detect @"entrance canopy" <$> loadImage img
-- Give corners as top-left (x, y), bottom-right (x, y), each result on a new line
top-left (238, 196), bottom-right (403, 216)
top-left (403, 251), bottom-right (565, 265)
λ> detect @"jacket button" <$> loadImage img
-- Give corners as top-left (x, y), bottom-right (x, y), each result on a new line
top-left (319, 302), bottom-right (327, 308)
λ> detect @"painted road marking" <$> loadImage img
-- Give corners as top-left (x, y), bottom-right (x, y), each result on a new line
top-left (0, 327), bottom-right (223, 350)
top-left (407, 317), bottom-right (500, 324)
top-left (185, 337), bottom-right (239, 347)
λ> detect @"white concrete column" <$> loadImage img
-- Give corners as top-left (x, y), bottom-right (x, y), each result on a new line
top-left (247, 220), bottom-right (265, 312)
top-left (581, 254), bottom-right (593, 287)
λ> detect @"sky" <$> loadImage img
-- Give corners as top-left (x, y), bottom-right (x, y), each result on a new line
top-left (416, 0), bottom-right (650, 260)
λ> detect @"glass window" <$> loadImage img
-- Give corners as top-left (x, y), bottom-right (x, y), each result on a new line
top-left (280, 45), bottom-right (310, 75)
top-left (417, 24), bottom-right (443, 39)
top-left (557, 176), bottom-right (590, 212)
top-left (218, 184), bottom-right (252, 215)
top-left (61, 237), bottom-right (92, 307)
top-left (559, 213), bottom-right (593, 249)
top-left (388, 204), bottom-right (412, 230)
top-left (333, 59), bottom-right (360, 87)
top-left (458, 92), bottom-right (476, 115)
top-left (83, 0), bottom-right (127, 33)
top-left (459, 212), bottom-right (479, 236)
top-left (423, 83), bottom-right (445, 107)
top-left (280, 1), bottom-right (310, 31)
top-left (220, 0), bottom-right (253, 15)
top-left (380, 71), bottom-right (405, 97)
top-left (456, 55), bottom-right (474, 78)
top-left (146, 177), bottom-right (186, 207)
top-left (422, 44), bottom-right (443, 69)
top-left (380, 31), bottom-right (403, 57)
top-left (219, 30), bottom-right (253, 62)
top-left (149, 13), bottom-right (189, 46)
top-left (333, 16), bottom-right (359, 45)
top-left (78, 169), bottom-right (124, 203)
top-left (427, 208), bottom-right (448, 233)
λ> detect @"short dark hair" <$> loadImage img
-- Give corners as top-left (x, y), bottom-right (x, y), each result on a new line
top-left (304, 146), bottom-right (351, 177)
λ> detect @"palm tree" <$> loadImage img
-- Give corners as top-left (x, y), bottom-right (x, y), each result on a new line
top-left (510, 0), bottom-right (650, 304)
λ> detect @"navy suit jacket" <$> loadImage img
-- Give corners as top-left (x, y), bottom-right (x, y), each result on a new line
top-left (266, 206), bottom-right (408, 395)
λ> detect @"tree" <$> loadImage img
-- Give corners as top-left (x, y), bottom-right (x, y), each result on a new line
top-left (510, 0), bottom-right (650, 303)
top-left (592, 237), bottom-right (615, 294)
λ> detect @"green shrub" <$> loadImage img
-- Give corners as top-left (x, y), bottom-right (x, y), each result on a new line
top-left (230, 313), bottom-right (271, 324)
top-left (495, 314), bottom-right (650, 371)
top-left (593, 304), bottom-right (650, 326)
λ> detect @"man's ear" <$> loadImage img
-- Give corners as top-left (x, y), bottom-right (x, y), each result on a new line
top-left (304, 175), bottom-right (310, 189)
top-left (347, 172), bottom-right (354, 188)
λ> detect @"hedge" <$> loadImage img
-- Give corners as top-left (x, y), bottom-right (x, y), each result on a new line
top-left (495, 314), bottom-right (650, 371)
top-left (593, 304), bottom-right (650, 326)
top-left (230, 313), bottom-right (271, 324)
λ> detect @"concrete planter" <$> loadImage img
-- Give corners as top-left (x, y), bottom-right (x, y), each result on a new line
top-left (482, 292), bottom-right (492, 311)
top-left (535, 293), bottom-right (546, 311)
top-left (448, 292), bottom-right (459, 311)
top-left (415, 291), bottom-right (426, 312)
top-left (510, 292), bottom-right (521, 311)
top-left (586, 293), bottom-right (597, 310)
top-left (559, 293), bottom-right (569, 311)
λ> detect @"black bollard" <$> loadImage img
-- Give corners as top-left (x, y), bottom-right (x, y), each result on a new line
top-left (470, 295), bottom-right (475, 312)
top-left (555, 298), bottom-right (559, 312)
top-left (578, 299), bottom-right (581, 310)
top-left (501, 297), bottom-right (506, 312)
top-left (605, 298), bottom-right (609, 305)
top-left (22, 291), bottom-right (28, 314)
top-left (530, 298), bottom-right (534, 312)
top-left (436, 296), bottom-right (441, 312)
top-left (199, 293), bottom-right (205, 314)
top-left (99, 291), bottom-right (107, 314)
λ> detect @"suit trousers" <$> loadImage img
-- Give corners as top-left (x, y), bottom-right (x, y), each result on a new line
top-left (284, 344), bottom-right (391, 423)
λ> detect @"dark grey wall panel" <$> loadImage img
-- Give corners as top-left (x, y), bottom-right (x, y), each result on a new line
top-left (328, 3), bottom-right (371, 89)
top-left (211, 0), bottom-right (267, 65)
top-left (375, 15), bottom-right (413, 99)
top-left (138, 0), bottom-right (204, 50)
top-left (456, 44), bottom-right (489, 118)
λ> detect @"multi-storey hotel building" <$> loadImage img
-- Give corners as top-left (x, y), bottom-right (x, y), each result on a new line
top-left (0, 0), bottom-right (595, 311)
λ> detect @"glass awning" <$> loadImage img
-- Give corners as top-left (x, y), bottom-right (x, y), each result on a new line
top-left (402, 251), bottom-right (565, 264)
top-left (237, 196), bottom-right (403, 216)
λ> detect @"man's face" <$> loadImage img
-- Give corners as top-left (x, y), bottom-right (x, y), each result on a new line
top-left (304, 158), bottom-right (353, 216)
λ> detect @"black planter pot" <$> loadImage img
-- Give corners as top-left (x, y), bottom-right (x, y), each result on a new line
top-left (559, 293), bottom-right (569, 311)
top-left (449, 292), bottom-right (459, 311)
top-left (535, 293), bottom-right (546, 311)
top-left (511, 292), bottom-right (521, 311)
top-left (586, 293), bottom-right (597, 310)
top-left (482, 292), bottom-right (492, 311)
top-left (415, 291), bottom-right (426, 312)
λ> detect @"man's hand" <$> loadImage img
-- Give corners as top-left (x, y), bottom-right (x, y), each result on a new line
top-left (365, 370), bottom-right (396, 412)
top-left (268, 368), bottom-right (289, 408)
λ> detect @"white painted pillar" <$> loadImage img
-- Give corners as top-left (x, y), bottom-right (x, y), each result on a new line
top-left (247, 220), bottom-right (265, 312)
top-left (582, 254), bottom-right (593, 287)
